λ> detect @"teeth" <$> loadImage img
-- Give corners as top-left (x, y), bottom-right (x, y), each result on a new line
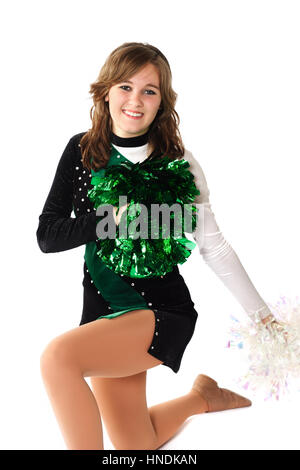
top-left (124, 110), bottom-right (143, 117)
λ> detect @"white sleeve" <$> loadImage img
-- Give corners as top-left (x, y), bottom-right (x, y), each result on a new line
top-left (183, 149), bottom-right (272, 323)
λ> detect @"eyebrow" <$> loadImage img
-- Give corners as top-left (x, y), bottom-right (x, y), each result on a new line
top-left (121, 80), bottom-right (160, 90)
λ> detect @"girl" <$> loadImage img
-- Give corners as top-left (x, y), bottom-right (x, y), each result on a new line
top-left (37, 42), bottom-right (280, 450)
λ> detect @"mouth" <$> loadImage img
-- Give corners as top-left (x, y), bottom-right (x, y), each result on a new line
top-left (122, 109), bottom-right (144, 120)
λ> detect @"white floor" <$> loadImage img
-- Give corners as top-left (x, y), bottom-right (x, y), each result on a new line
top-left (100, 385), bottom-right (299, 451)
top-left (158, 399), bottom-right (299, 451)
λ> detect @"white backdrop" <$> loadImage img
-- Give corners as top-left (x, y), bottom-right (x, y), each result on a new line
top-left (1, 0), bottom-right (299, 450)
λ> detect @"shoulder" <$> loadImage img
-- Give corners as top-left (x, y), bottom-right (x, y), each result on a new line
top-left (53, 132), bottom-right (88, 178)
top-left (69, 131), bottom-right (88, 148)
top-left (182, 148), bottom-right (204, 174)
top-left (182, 148), bottom-right (210, 204)
top-left (62, 131), bottom-right (87, 166)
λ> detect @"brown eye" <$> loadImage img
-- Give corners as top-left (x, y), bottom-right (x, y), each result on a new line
top-left (119, 86), bottom-right (156, 95)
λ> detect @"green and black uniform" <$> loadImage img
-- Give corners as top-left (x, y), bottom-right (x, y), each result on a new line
top-left (37, 130), bottom-right (199, 373)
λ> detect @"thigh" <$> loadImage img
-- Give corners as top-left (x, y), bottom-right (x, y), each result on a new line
top-left (41, 309), bottom-right (164, 378)
top-left (90, 371), bottom-right (157, 450)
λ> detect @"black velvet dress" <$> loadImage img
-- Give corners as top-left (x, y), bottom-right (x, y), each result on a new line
top-left (36, 131), bottom-right (198, 373)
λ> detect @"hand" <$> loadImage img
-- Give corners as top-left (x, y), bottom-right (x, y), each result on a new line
top-left (261, 314), bottom-right (288, 342)
top-left (112, 203), bottom-right (129, 225)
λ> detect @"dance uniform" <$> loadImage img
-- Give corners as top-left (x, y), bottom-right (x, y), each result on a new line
top-left (36, 130), bottom-right (272, 373)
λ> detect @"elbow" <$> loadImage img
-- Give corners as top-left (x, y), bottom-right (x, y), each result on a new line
top-left (36, 227), bottom-right (52, 254)
top-left (37, 237), bottom-right (51, 254)
top-left (37, 240), bottom-right (51, 253)
top-left (199, 234), bottom-right (234, 261)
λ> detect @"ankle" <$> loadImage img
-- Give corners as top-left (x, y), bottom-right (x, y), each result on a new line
top-left (189, 390), bottom-right (209, 414)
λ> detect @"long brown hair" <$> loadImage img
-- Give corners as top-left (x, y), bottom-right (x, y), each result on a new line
top-left (80, 42), bottom-right (185, 171)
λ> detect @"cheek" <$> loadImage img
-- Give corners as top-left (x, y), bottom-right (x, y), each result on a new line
top-left (109, 92), bottom-right (124, 110)
top-left (111, 102), bottom-right (125, 119)
top-left (154, 97), bottom-right (162, 110)
top-left (147, 99), bottom-right (161, 113)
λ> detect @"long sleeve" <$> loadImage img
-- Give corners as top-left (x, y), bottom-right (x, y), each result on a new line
top-left (184, 149), bottom-right (272, 323)
top-left (36, 135), bottom-right (97, 253)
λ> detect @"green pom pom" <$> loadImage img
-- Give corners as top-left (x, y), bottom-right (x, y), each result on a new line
top-left (88, 154), bottom-right (201, 278)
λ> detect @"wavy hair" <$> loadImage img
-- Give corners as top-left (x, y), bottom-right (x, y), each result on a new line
top-left (80, 42), bottom-right (185, 171)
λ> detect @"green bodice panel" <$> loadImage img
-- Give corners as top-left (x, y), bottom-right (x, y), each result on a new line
top-left (84, 147), bottom-right (148, 319)
top-left (84, 145), bottom-right (199, 320)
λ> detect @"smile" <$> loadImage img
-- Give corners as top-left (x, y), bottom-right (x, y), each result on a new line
top-left (122, 110), bottom-right (144, 119)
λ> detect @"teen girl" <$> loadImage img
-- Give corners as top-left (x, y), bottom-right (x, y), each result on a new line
top-left (37, 42), bottom-right (280, 450)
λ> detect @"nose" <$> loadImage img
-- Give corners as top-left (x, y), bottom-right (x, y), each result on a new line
top-left (127, 90), bottom-right (144, 107)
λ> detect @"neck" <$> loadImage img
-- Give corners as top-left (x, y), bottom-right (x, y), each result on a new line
top-left (110, 130), bottom-right (149, 148)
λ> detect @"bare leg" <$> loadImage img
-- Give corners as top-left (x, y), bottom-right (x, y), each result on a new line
top-left (40, 309), bottom-right (163, 450)
top-left (148, 390), bottom-right (208, 448)
top-left (40, 362), bottom-right (104, 449)
top-left (91, 374), bottom-right (208, 450)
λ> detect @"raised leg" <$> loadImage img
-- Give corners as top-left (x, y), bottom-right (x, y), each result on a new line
top-left (40, 309), bottom-right (163, 450)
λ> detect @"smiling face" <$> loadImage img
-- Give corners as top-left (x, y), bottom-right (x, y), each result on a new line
top-left (104, 63), bottom-right (162, 138)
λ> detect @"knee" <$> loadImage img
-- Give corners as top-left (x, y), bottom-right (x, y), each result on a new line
top-left (40, 337), bottom-right (74, 379)
top-left (114, 437), bottom-right (158, 451)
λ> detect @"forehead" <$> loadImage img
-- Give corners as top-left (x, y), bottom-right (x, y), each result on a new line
top-left (120, 63), bottom-right (160, 87)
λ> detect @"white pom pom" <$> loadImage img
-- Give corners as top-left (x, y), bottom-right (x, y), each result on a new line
top-left (225, 296), bottom-right (300, 401)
